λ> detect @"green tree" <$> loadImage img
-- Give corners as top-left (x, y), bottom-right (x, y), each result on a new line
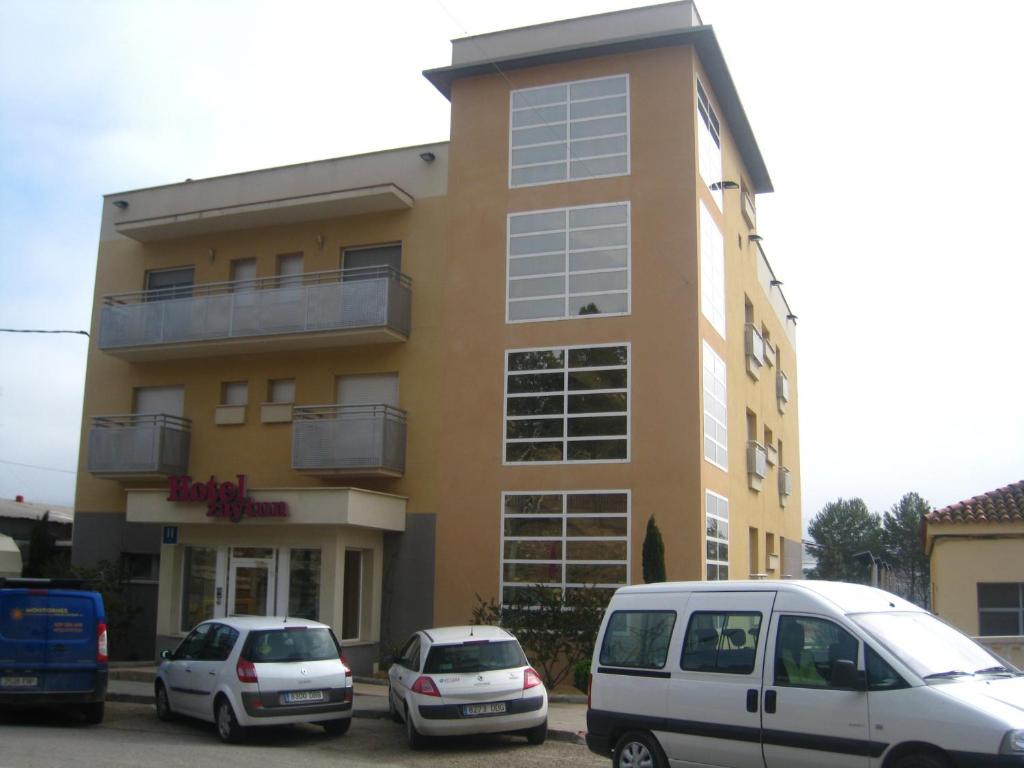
top-left (806, 498), bottom-right (882, 583)
top-left (881, 492), bottom-right (931, 607)
top-left (23, 512), bottom-right (54, 577)
top-left (642, 516), bottom-right (666, 583)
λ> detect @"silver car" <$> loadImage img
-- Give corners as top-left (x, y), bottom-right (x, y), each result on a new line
top-left (155, 616), bottom-right (353, 742)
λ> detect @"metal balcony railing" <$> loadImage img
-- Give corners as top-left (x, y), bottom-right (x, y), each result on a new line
top-left (292, 403), bottom-right (406, 476)
top-left (87, 413), bottom-right (191, 477)
top-left (98, 266), bottom-right (412, 352)
top-left (746, 441), bottom-right (768, 479)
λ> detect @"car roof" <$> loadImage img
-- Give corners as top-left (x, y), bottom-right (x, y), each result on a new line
top-left (420, 625), bottom-right (515, 644)
top-left (196, 616), bottom-right (330, 632)
top-left (613, 580), bottom-right (922, 614)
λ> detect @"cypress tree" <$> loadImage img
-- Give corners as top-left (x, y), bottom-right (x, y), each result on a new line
top-left (642, 515), bottom-right (666, 583)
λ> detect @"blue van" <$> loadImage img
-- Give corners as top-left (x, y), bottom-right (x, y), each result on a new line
top-left (0, 578), bottom-right (108, 723)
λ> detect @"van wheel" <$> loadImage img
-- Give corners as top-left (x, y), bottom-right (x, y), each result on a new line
top-left (892, 753), bottom-right (949, 768)
top-left (613, 731), bottom-right (666, 768)
top-left (405, 705), bottom-right (426, 750)
top-left (215, 697), bottom-right (244, 744)
top-left (525, 718), bottom-right (547, 745)
top-left (81, 702), bottom-right (104, 725)
top-left (155, 682), bottom-right (174, 721)
top-left (322, 717), bottom-right (351, 736)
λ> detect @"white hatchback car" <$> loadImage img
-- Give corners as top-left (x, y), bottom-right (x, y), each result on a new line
top-left (155, 617), bottom-right (353, 743)
top-left (387, 625), bottom-right (548, 749)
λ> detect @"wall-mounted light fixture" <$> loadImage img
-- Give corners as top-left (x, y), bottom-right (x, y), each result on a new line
top-left (770, 279), bottom-right (783, 287)
top-left (207, 248), bottom-right (216, 263)
top-left (786, 314), bottom-right (798, 322)
top-left (749, 234), bottom-right (764, 243)
top-left (419, 151), bottom-right (436, 163)
top-left (710, 180), bottom-right (740, 191)
top-left (112, 200), bottom-right (129, 210)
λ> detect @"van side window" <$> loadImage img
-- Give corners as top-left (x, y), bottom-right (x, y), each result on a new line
top-left (865, 645), bottom-right (908, 691)
top-left (773, 615), bottom-right (859, 689)
top-left (680, 612), bottom-right (761, 674)
top-left (599, 610), bottom-right (676, 669)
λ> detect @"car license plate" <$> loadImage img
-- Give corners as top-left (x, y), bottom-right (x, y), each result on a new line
top-left (281, 690), bottom-right (325, 704)
top-left (1, 676), bottom-right (38, 688)
top-left (464, 702), bottom-right (506, 716)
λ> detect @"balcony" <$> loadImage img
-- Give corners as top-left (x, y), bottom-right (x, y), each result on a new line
top-left (745, 323), bottom-right (764, 380)
top-left (777, 370), bottom-right (790, 413)
top-left (747, 441), bottom-right (767, 491)
top-left (98, 266), bottom-right (412, 361)
top-left (292, 404), bottom-right (406, 478)
top-left (87, 413), bottom-right (191, 479)
top-left (779, 466), bottom-right (793, 505)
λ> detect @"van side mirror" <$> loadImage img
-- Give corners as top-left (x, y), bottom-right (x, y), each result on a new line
top-left (830, 659), bottom-right (865, 690)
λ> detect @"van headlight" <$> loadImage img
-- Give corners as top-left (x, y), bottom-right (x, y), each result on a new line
top-left (1000, 730), bottom-right (1024, 754)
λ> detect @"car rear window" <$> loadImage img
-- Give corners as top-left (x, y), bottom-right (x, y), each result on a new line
top-left (424, 640), bottom-right (528, 674)
top-left (244, 627), bottom-right (339, 663)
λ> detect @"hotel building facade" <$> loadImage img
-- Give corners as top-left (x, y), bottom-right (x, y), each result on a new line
top-left (73, 1), bottom-right (803, 668)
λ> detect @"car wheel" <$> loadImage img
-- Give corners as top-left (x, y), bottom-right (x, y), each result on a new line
top-left (215, 697), bottom-right (244, 744)
top-left (613, 731), bottom-right (666, 768)
top-left (81, 702), bottom-right (104, 725)
top-left (892, 753), bottom-right (949, 768)
top-left (525, 718), bottom-right (547, 745)
top-left (322, 717), bottom-right (351, 737)
top-left (388, 686), bottom-right (402, 723)
top-left (155, 682), bottom-right (174, 721)
top-left (405, 704), bottom-right (426, 750)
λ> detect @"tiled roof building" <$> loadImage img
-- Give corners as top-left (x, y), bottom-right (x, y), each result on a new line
top-left (926, 480), bottom-right (1024, 525)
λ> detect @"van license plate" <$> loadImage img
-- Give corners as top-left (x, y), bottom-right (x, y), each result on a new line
top-left (1, 676), bottom-right (37, 688)
top-left (464, 702), bottom-right (506, 716)
top-left (281, 690), bottom-right (325, 704)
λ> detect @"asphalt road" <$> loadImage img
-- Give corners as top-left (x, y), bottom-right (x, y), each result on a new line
top-left (0, 701), bottom-right (606, 768)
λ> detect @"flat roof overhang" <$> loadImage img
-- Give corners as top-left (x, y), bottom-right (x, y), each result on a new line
top-left (424, 26), bottom-right (772, 194)
top-left (126, 486), bottom-right (406, 532)
top-left (114, 183), bottom-right (414, 242)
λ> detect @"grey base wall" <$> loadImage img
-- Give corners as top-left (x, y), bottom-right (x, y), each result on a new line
top-left (380, 513), bottom-right (436, 653)
top-left (72, 512), bottom-right (161, 661)
top-left (782, 537), bottom-right (804, 579)
top-left (343, 643), bottom-right (381, 676)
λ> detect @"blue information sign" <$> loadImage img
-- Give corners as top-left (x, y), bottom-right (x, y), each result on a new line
top-left (162, 526), bottom-right (178, 545)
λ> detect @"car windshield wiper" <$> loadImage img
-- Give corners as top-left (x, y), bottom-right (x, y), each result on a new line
top-left (923, 670), bottom-right (973, 680)
top-left (975, 666), bottom-right (1015, 676)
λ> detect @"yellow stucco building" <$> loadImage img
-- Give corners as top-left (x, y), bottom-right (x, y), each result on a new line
top-left (924, 480), bottom-right (1024, 667)
top-left (73, 1), bottom-right (802, 667)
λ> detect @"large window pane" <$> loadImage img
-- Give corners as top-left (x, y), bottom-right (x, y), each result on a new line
top-left (703, 342), bottom-right (729, 470)
top-left (288, 549), bottom-right (321, 622)
top-left (181, 547), bottom-right (217, 632)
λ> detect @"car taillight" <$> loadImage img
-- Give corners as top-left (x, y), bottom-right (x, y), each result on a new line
top-left (410, 676), bottom-right (441, 697)
top-left (587, 672), bottom-right (593, 709)
top-left (340, 653), bottom-right (353, 679)
top-left (524, 668), bottom-right (543, 690)
top-left (343, 687), bottom-right (353, 703)
top-left (96, 622), bottom-right (108, 664)
top-left (236, 657), bottom-right (258, 684)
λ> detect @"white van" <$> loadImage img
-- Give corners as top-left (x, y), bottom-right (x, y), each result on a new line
top-left (587, 581), bottom-right (1024, 768)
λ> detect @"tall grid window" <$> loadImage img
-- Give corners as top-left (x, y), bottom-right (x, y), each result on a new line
top-left (507, 202), bottom-right (630, 322)
top-left (510, 75), bottom-right (629, 188)
top-left (705, 491), bottom-right (730, 581)
top-left (697, 79), bottom-right (722, 209)
top-left (700, 201), bottom-right (725, 338)
top-left (502, 492), bottom-right (629, 604)
top-left (703, 341), bottom-right (728, 470)
top-left (978, 583), bottom-right (1024, 636)
top-left (505, 344), bottom-right (629, 464)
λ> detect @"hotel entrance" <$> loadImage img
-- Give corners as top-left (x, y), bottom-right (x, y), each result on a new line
top-left (228, 547), bottom-right (275, 616)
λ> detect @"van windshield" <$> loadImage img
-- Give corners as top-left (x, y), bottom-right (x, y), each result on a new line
top-left (852, 612), bottom-right (1016, 680)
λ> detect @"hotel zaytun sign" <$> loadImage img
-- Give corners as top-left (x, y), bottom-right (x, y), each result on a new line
top-left (167, 475), bottom-right (288, 523)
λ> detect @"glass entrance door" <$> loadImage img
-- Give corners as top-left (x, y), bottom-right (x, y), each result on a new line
top-left (228, 548), bottom-right (276, 616)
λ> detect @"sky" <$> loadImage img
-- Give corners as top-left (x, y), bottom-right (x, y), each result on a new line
top-left (0, 0), bottom-right (1022, 531)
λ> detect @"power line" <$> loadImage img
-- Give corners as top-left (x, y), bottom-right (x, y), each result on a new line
top-left (0, 459), bottom-right (77, 475)
top-left (0, 328), bottom-right (89, 337)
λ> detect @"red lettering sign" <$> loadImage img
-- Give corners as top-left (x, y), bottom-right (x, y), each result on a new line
top-left (166, 475), bottom-right (288, 523)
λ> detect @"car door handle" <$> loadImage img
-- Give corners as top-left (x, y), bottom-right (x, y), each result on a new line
top-left (764, 689), bottom-right (777, 714)
top-left (208, 670), bottom-right (216, 676)
top-left (746, 689), bottom-right (758, 713)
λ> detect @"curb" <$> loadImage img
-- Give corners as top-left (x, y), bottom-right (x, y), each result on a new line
top-left (104, 692), bottom-right (585, 744)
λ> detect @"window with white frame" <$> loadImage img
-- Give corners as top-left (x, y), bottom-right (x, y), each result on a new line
top-left (505, 344), bottom-right (629, 463)
top-left (699, 201), bottom-right (725, 338)
top-left (705, 491), bottom-right (730, 580)
top-left (703, 341), bottom-right (728, 470)
top-left (502, 492), bottom-right (629, 605)
top-left (978, 583), bottom-right (1024, 636)
top-left (508, 202), bottom-right (630, 322)
top-left (509, 75), bottom-right (629, 188)
top-left (696, 79), bottom-right (722, 208)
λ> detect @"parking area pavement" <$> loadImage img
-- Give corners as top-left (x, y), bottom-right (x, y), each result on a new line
top-left (0, 701), bottom-right (605, 768)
